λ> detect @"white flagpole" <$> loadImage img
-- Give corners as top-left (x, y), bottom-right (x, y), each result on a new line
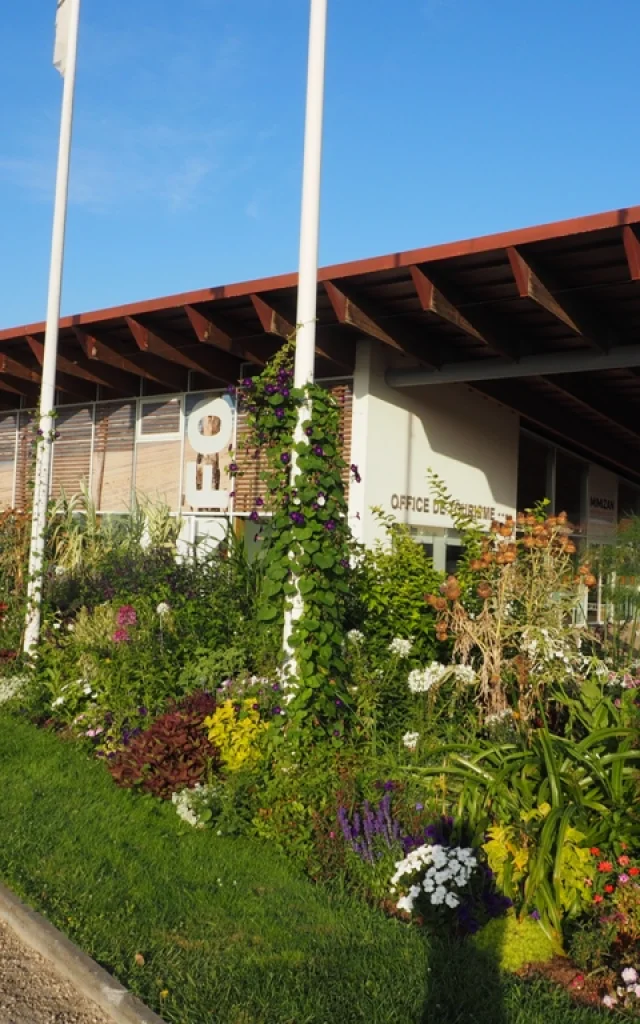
top-left (282, 0), bottom-right (328, 668)
top-left (24, 0), bottom-right (82, 654)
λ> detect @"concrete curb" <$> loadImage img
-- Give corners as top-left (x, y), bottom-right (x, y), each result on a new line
top-left (0, 881), bottom-right (167, 1024)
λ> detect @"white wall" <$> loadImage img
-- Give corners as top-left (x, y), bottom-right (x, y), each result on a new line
top-left (349, 342), bottom-right (520, 546)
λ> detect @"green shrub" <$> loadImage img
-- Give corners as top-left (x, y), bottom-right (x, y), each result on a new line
top-left (473, 910), bottom-right (555, 972)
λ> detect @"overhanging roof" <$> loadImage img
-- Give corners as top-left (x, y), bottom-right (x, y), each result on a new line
top-left (2, 204), bottom-right (640, 482)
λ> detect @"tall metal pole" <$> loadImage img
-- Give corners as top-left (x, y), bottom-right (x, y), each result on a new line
top-left (282, 0), bottom-right (328, 668)
top-left (24, 0), bottom-right (82, 654)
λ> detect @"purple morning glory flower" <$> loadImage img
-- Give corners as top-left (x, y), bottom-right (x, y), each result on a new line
top-left (340, 558), bottom-right (349, 569)
top-left (265, 383), bottom-right (277, 395)
top-left (325, 520), bottom-right (336, 531)
top-left (226, 385), bottom-right (236, 395)
top-left (138, 706), bottom-right (148, 716)
top-left (333, 729), bottom-right (340, 737)
top-left (275, 408), bottom-right (285, 419)
top-left (305, 427), bottom-right (313, 436)
top-left (530, 909), bottom-right (541, 921)
top-left (313, 445), bottom-right (324, 457)
top-left (242, 377), bottom-right (254, 388)
top-left (255, 497), bottom-right (264, 507)
top-left (249, 510), bottom-right (259, 522)
top-left (280, 452), bottom-right (290, 465)
top-left (335, 698), bottom-right (343, 707)
top-left (272, 683), bottom-right (280, 692)
top-left (272, 706), bottom-right (282, 716)
top-left (229, 462), bottom-right (238, 473)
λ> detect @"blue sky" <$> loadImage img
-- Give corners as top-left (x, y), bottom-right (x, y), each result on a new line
top-left (1, 0), bottom-right (639, 329)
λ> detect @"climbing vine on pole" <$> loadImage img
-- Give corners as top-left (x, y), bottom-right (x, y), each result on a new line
top-left (229, 341), bottom-right (359, 740)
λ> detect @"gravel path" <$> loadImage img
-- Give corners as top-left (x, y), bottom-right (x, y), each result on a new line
top-left (0, 921), bottom-right (113, 1024)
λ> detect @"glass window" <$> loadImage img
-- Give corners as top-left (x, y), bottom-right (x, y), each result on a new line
top-left (517, 433), bottom-right (550, 512)
top-left (555, 451), bottom-right (586, 530)
top-left (619, 481), bottom-right (640, 521)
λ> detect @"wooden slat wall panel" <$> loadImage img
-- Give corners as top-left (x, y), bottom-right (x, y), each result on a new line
top-left (233, 380), bottom-right (353, 513)
top-left (233, 406), bottom-right (269, 513)
top-left (14, 411), bottom-right (35, 511)
top-left (50, 405), bottom-right (93, 500)
top-left (135, 441), bottom-right (181, 510)
top-left (93, 401), bottom-right (136, 512)
top-left (0, 412), bottom-right (17, 509)
top-left (140, 398), bottom-right (181, 436)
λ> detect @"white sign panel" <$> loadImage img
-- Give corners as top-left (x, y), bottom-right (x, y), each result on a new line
top-left (184, 396), bottom-right (234, 510)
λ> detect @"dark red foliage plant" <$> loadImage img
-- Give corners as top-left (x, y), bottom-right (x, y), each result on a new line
top-left (107, 691), bottom-right (219, 799)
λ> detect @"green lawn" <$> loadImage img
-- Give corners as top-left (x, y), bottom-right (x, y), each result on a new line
top-left (0, 714), bottom-right (605, 1024)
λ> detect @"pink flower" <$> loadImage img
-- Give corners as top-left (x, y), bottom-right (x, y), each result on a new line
top-left (619, 873), bottom-right (630, 884)
top-left (116, 605), bottom-right (137, 627)
top-left (602, 994), bottom-right (617, 1008)
top-left (113, 627), bottom-right (130, 644)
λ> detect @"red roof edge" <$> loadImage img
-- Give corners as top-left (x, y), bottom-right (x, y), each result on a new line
top-left (2, 204), bottom-right (639, 342)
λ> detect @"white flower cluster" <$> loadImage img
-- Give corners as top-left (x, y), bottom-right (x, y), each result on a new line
top-left (521, 627), bottom-right (580, 670)
top-left (171, 784), bottom-right (217, 829)
top-left (485, 707), bottom-right (515, 729)
top-left (156, 602), bottom-right (171, 617)
top-left (51, 678), bottom-right (96, 709)
top-left (408, 662), bottom-right (447, 693)
top-left (389, 637), bottom-right (413, 658)
top-left (602, 966), bottom-right (640, 1008)
top-left (346, 629), bottom-right (365, 645)
top-left (453, 664), bottom-right (476, 686)
top-left (0, 675), bottom-right (27, 706)
top-left (402, 730), bottom-right (420, 751)
top-left (391, 843), bottom-right (477, 914)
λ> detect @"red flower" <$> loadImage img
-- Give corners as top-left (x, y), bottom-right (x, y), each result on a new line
top-left (593, 894), bottom-right (604, 904)
top-left (629, 867), bottom-right (640, 877)
top-left (618, 855), bottom-right (630, 866)
top-left (590, 847), bottom-right (601, 856)
top-left (598, 861), bottom-right (613, 873)
top-left (605, 884), bottom-right (615, 893)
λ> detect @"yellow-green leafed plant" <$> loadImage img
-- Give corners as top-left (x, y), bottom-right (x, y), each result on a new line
top-left (484, 806), bottom-right (594, 919)
top-left (204, 699), bottom-right (267, 772)
top-left (472, 910), bottom-right (556, 972)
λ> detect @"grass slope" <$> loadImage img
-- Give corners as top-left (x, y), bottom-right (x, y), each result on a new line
top-left (0, 714), bottom-right (604, 1024)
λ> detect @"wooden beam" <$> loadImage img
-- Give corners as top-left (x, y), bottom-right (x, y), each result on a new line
top-left (623, 226), bottom-right (640, 281)
top-left (324, 280), bottom-right (439, 366)
top-left (126, 316), bottom-right (239, 385)
top-left (78, 331), bottom-right (186, 390)
top-left (506, 246), bottom-right (610, 352)
top-left (0, 354), bottom-right (41, 385)
top-left (410, 266), bottom-right (486, 343)
top-left (26, 335), bottom-right (135, 393)
top-left (507, 247), bottom-right (582, 334)
top-left (542, 375), bottom-right (640, 443)
top-left (410, 265), bottom-right (516, 360)
top-left (473, 378), bottom-right (640, 481)
top-left (250, 294), bottom-right (295, 340)
top-left (184, 304), bottom-right (273, 368)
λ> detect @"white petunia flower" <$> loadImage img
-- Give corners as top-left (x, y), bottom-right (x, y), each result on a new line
top-left (622, 968), bottom-right (638, 985)
top-left (346, 629), bottom-right (364, 645)
top-left (445, 892), bottom-right (460, 908)
top-left (156, 602), bottom-right (171, 617)
top-left (396, 894), bottom-right (414, 913)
